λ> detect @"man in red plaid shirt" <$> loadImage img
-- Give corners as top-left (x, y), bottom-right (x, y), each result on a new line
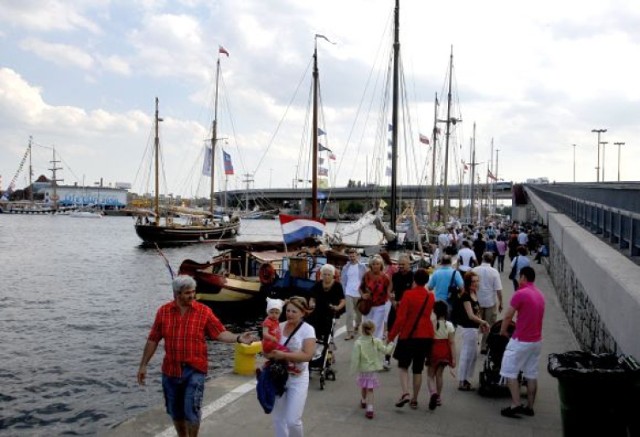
top-left (137, 275), bottom-right (256, 437)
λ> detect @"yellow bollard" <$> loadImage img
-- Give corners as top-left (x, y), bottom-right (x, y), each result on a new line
top-left (234, 341), bottom-right (262, 376)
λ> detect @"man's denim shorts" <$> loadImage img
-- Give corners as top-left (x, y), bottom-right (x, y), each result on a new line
top-left (162, 365), bottom-right (205, 424)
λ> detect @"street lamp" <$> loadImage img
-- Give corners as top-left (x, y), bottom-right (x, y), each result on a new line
top-left (614, 142), bottom-right (625, 182)
top-left (600, 141), bottom-right (608, 181)
top-left (572, 144), bottom-right (577, 182)
top-left (591, 128), bottom-right (607, 182)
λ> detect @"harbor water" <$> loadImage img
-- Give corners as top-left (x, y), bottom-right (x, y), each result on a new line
top-left (0, 215), bottom-right (380, 436)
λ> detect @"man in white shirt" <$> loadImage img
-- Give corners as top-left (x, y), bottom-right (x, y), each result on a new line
top-left (457, 240), bottom-right (477, 273)
top-left (517, 229), bottom-right (529, 247)
top-left (472, 252), bottom-right (503, 354)
top-left (340, 248), bottom-right (367, 340)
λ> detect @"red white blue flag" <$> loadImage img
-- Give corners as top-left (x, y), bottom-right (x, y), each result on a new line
top-left (219, 46), bottom-right (229, 57)
top-left (223, 150), bottom-right (234, 175)
top-left (278, 214), bottom-right (326, 244)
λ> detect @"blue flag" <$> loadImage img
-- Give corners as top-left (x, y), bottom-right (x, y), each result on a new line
top-left (318, 128), bottom-right (326, 136)
top-left (223, 150), bottom-right (234, 175)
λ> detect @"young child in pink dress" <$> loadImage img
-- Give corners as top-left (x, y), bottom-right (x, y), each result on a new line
top-left (261, 298), bottom-right (299, 374)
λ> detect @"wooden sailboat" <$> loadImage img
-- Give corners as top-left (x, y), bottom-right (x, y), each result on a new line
top-left (134, 94), bottom-right (240, 246)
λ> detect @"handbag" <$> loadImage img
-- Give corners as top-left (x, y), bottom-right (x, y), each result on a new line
top-left (357, 297), bottom-right (373, 315)
top-left (257, 321), bottom-right (303, 413)
top-left (508, 256), bottom-right (519, 280)
top-left (447, 270), bottom-right (460, 302)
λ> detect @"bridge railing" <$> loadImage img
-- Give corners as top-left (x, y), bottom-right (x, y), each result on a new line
top-left (528, 186), bottom-right (640, 258)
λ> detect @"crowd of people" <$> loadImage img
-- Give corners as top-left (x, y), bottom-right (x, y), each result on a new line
top-left (137, 220), bottom-right (547, 436)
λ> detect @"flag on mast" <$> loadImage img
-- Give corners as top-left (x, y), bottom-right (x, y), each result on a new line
top-left (219, 46), bottom-right (229, 57)
top-left (223, 150), bottom-right (234, 175)
top-left (419, 133), bottom-right (430, 145)
top-left (487, 169), bottom-right (498, 181)
top-left (202, 146), bottom-right (212, 176)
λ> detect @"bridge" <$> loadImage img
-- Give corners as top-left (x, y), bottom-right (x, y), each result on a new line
top-left (518, 181), bottom-right (640, 361)
top-left (215, 182), bottom-right (513, 206)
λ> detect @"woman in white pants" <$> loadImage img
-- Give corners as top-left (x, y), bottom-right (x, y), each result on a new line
top-left (360, 255), bottom-right (392, 340)
top-left (267, 296), bottom-right (316, 437)
top-left (451, 271), bottom-right (490, 391)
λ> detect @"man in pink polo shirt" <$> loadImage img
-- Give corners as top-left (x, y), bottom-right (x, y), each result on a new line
top-left (499, 266), bottom-right (545, 418)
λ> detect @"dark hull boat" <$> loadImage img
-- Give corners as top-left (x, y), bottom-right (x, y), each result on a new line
top-left (135, 216), bottom-right (240, 246)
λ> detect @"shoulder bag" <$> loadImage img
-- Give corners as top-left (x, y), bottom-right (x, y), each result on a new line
top-left (447, 270), bottom-right (460, 302)
top-left (508, 256), bottom-right (519, 280)
top-left (392, 291), bottom-right (432, 360)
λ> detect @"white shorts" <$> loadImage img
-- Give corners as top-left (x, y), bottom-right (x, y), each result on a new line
top-left (500, 338), bottom-right (542, 380)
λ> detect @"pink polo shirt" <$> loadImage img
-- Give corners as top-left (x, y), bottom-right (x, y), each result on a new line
top-left (511, 282), bottom-right (545, 342)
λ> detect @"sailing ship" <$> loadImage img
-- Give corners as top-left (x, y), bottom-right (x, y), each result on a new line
top-left (133, 96), bottom-right (240, 246)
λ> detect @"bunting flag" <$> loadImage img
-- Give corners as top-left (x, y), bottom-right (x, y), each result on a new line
top-left (388, 139), bottom-right (393, 146)
top-left (385, 166), bottom-right (392, 177)
top-left (318, 167), bottom-right (328, 176)
top-left (388, 123), bottom-right (393, 132)
top-left (219, 46), bottom-right (229, 57)
top-left (223, 150), bottom-right (234, 175)
top-left (461, 159), bottom-right (469, 171)
top-left (419, 133), bottom-right (430, 145)
top-left (329, 152), bottom-right (336, 160)
top-left (318, 157), bottom-right (325, 165)
top-left (202, 146), bottom-right (212, 176)
top-left (318, 128), bottom-right (326, 136)
top-left (279, 214), bottom-right (327, 244)
top-left (488, 169), bottom-right (498, 181)
top-left (387, 151), bottom-right (392, 160)
top-left (318, 143), bottom-right (331, 152)
top-left (435, 127), bottom-right (442, 134)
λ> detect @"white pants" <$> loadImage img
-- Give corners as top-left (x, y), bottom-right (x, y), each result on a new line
top-left (272, 372), bottom-right (309, 437)
top-left (457, 327), bottom-right (479, 383)
top-left (364, 304), bottom-right (387, 340)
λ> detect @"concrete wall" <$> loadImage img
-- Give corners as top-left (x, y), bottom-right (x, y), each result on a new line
top-left (525, 188), bottom-right (640, 360)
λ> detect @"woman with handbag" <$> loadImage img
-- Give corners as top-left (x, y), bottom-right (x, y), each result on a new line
top-left (359, 255), bottom-right (392, 340)
top-left (387, 268), bottom-right (435, 410)
top-left (451, 271), bottom-right (490, 391)
top-left (266, 296), bottom-right (316, 437)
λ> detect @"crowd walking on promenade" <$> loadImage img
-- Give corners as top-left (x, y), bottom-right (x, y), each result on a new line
top-left (138, 220), bottom-right (549, 436)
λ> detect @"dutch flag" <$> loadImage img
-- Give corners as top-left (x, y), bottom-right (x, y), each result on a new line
top-left (278, 214), bottom-right (327, 244)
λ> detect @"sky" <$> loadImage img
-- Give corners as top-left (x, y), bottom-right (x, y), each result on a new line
top-left (1, 0), bottom-right (640, 198)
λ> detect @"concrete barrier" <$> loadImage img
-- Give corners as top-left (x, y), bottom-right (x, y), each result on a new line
top-left (526, 188), bottom-right (640, 361)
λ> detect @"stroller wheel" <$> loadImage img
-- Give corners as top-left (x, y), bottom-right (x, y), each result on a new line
top-left (320, 375), bottom-right (325, 390)
top-left (326, 370), bottom-right (336, 381)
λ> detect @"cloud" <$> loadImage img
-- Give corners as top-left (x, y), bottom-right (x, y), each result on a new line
top-left (0, 1), bottom-right (101, 34)
top-left (19, 38), bottom-right (94, 70)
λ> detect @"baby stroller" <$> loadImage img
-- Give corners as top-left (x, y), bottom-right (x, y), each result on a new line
top-left (308, 316), bottom-right (337, 390)
top-left (478, 319), bottom-right (515, 397)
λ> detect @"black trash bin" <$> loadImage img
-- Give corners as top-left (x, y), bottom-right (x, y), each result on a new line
top-left (548, 351), bottom-right (640, 437)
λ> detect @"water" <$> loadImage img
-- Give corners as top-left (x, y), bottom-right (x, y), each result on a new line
top-left (0, 215), bottom-right (380, 435)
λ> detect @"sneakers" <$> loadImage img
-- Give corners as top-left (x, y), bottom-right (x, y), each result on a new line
top-left (500, 406), bottom-right (522, 418)
top-left (515, 404), bottom-right (535, 416)
top-left (382, 359), bottom-right (391, 371)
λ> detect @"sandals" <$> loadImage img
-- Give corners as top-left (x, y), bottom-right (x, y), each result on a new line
top-left (458, 381), bottom-right (475, 391)
top-left (428, 393), bottom-right (439, 410)
top-left (395, 393), bottom-right (410, 408)
top-left (409, 399), bottom-right (418, 409)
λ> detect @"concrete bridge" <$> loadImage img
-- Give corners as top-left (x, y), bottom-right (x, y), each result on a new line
top-left (518, 182), bottom-right (640, 361)
top-left (215, 181), bottom-right (513, 206)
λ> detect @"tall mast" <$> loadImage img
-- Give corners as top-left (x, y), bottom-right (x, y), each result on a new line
top-left (470, 122), bottom-right (477, 222)
top-left (442, 46), bottom-right (454, 223)
top-left (390, 0), bottom-right (400, 233)
top-left (312, 39), bottom-right (319, 219)
top-left (429, 93), bottom-right (438, 221)
top-left (49, 146), bottom-right (62, 212)
top-left (210, 57), bottom-right (221, 214)
top-left (153, 98), bottom-right (160, 221)
top-left (28, 136), bottom-right (33, 203)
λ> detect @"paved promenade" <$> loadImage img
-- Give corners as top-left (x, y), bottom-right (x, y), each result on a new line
top-left (107, 259), bottom-right (579, 437)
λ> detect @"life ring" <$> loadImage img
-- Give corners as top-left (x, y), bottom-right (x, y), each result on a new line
top-left (259, 263), bottom-right (276, 285)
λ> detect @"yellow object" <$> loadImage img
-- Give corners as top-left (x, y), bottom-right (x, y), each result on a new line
top-left (233, 341), bottom-right (262, 376)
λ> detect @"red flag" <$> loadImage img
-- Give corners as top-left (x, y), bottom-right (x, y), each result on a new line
top-left (487, 169), bottom-right (498, 181)
top-left (219, 46), bottom-right (229, 57)
top-left (419, 133), bottom-right (430, 145)
top-left (329, 152), bottom-right (336, 160)
top-left (461, 160), bottom-right (469, 172)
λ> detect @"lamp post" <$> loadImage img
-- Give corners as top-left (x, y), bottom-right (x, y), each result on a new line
top-left (600, 141), bottom-right (608, 181)
top-left (572, 144), bottom-right (577, 182)
top-left (614, 142), bottom-right (625, 182)
top-left (591, 128), bottom-right (607, 182)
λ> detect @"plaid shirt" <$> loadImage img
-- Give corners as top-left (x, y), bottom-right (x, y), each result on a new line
top-left (148, 301), bottom-right (225, 377)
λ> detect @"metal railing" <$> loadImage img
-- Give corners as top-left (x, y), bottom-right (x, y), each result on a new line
top-left (527, 185), bottom-right (640, 258)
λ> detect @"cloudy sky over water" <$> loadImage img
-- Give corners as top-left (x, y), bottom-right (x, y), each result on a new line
top-left (1, 0), bottom-right (639, 197)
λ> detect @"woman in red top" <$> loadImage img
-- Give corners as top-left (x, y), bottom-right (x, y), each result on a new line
top-left (359, 255), bottom-right (392, 339)
top-left (387, 268), bottom-right (434, 410)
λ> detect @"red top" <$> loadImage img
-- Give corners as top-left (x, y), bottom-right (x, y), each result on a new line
top-left (148, 301), bottom-right (226, 377)
top-left (362, 272), bottom-right (390, 306)
top-left (261, 317), bottom-right (281, 353)
top-left (388, 286), bottom-right (435, 341)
